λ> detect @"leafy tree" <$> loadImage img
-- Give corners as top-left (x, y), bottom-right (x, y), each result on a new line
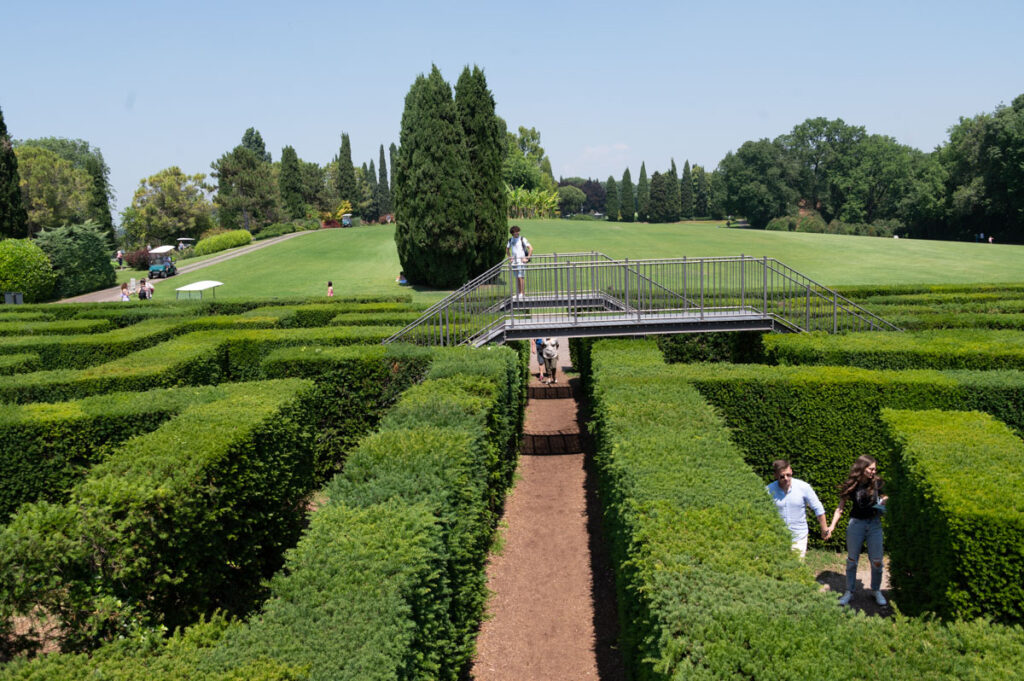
top-left (708, 169), bottom-right (726, 219)
top-left (14, 145), bottom-right (92, 236)
top-left (648, 171), bottom-right (676, 223)
top-left (14, 137), bottom-right (114, 239)
top-left (34, 220), bottom-right (115, 298)
top-left (504, 126), bottom-right (555, 191)
top-left (455, 64), bottom-right (507, 274)
top-left (636, 162), bottom-right (650, 222)
top-left (779, 117), bottom-right (865, 221)
top-left (834, 134), bottom-right (914, 224)
top-left (376, 144), bottom-right (392, 216)
top-left (604, 176), bottom-right (619, 221)
top-left (620, 168), bottom-right (634, 222)
top-left (241, 127), bottom-right (271, 162)
top-left (0, 106), bottom-right (28, 239)
top-left (559, 177), bottom-right (605, 213)
top-left (506, 186), bottom-right (559, 219)
top-left (718, 138), bottom-right (797, 228)
top-left (279, 146), bottom-right (305, 219)
top-left (393, 65), bottom-right (476, 287)
top-left (353, 163), bottom-right (375, 219)
top-left (211, 145), bottom-right (280, 232)
top-left (300, 160), bottom-right (326, 211)
top-left (335, 133), bottom-right (357, 209)
top-left (557, 185), bottom-right (586, 215)
top-left (0, 238), bottom-right (55, 302)
top-left (680, 160), bottom-right (694, 219)
top-left (122, 166), bottom-right (213, 247)
top-left (693, 165), bottom-right (710, 217)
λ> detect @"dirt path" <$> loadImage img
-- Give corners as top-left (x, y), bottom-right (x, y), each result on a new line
top-left (472, 340), bottom-right (625, 681)
top-left (57, 230), bottom-right (316, 304)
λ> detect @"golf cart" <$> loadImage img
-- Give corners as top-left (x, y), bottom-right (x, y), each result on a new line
top-left (148, 245), bottom-right (178, 278)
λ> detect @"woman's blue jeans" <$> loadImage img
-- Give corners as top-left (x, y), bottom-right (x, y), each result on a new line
top-left (846, 516), bottom-right (883, 592)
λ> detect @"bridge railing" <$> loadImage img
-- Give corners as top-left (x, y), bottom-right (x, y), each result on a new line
top-left (384, 254), bottom-right (898, 346)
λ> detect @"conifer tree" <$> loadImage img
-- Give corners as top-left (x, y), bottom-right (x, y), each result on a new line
top-left (620, 167), bottom-right (634, 222)
top-left (279, 145), bottom-right (305, 219)
top-left (241, 127), bottom-right (271, 162)
top-left (455, 65), bottom-right (507, 275)
top-left (648, 171), bottom-right (674, 223)
top-left (367, 159), bottom-right (379, 219)
top-left (377, 144), bottom-right (392, 215)
top-left (666, 160), bottom-right (681, 222)
top-left (680, 160), bottom-right (695, 219)
top-left (335, 133), bottom-right (357, 209)
top-left (0, 106), bottom-right (28, 239)
top-left (604, 175), bottom-right (619, 221)
top-left (393, 65), bottom-right (476, 287)
top-left (693, 165), bottom-right (710, 217)
top-left (636, 162), bottom-right (650, 222)
top-left (389, 143), bottom-right (397, 192)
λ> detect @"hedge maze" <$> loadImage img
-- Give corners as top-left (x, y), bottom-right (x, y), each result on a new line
top-left (2, 283), bottom-right (1023, 679)
top-left (573, 281), bottom-right (1024, 679)
top-left (0, 296), bottom-right (526, 680)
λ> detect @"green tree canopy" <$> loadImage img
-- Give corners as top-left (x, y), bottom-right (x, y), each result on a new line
top-left (557, 185), bottom-right (586, 215)
top-left (0, 106), bottom-right (28, 239)
top-left (456, 64), bottom-right (508, 274)
top-left (376, 144), bottom-right (392, 216)
top-left (620, 168), bottom-right (634, 222)
top-left (604, 175), bottom-right (619, 221)
top-left (718, 138), bottom-right (797, 229)
top-left (34, 220), bottom-right (115, 299)
top-left (335, 133), bottom-right (357, 211)
top-left (680, 160), bottom-right (694, 219)
top-left (14, 145), bottom-right (92, 236)
top-left (279, 146), bottom-right (305, 219)
top-left (241, 127), bottom-right (271, 162)
top-left (211, 146), bottom-right (280, 232)
top-left (503, 126), bottom-right (555, 191)
top-left (393, 65), bottom-right (476, 287)
top-left (636, 162), bottom-right (650, 222)
top-left (123, 166), bottom-right (213, 247)
top-left (0, 238), bottom-right (55, 302)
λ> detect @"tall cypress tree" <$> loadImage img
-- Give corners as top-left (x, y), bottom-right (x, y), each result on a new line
top-left (335, 133), bottom-right (357, 209)
top-left (389, 143), bottom-right (398, 193)
top-left (0, 106), bottom-right (28, 239)
top-left (279, 145), bottom-right (305, 219)
top-left (377, 144), bottom-right (392, 215)
top-left (667, 159), bottom-right (681, 222)
top-left (455, 64), bottom-right (507, 275)
top-left (636, 162), bottom-right (650, 222)
top-left (620, 167), bottom-right (634, 222)
top-left (367, 159), bottom-right (379, 219)
top-left (83, 153), bottom-right (114, 241)
top-left (394, 65), bottom-right (476, 287)
top-left (604, 175), bottom-right (619, 221)
top-left (694, 165), bottom-right (710, 217)
top-left (680, 160), bottom-right (695, 219)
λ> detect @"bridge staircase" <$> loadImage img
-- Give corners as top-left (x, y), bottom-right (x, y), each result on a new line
top-left (383, 253), bottom-right (899, 347)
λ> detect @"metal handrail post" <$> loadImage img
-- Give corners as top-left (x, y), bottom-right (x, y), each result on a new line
top-left (623, 258), bottom-right (629, 314)
top-left (762, 257), bottom-right (768, 316)
top-left (700, 258), bottom-right (705, 320)
top-left (833, 291), bottom-right (838, 334)
top-left (740, 254), bottom-right (746, 310)
top-left (805, 285), bottom-right (811, 330)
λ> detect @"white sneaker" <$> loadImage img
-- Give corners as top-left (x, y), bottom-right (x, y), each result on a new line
top-left (873, 590), bottom-right (887, 606)
top-left (837, 591), bottom-right (853, 606)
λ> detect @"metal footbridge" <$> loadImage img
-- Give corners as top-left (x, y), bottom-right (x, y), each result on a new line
top-left (384, 252), bottom-right (900, 347)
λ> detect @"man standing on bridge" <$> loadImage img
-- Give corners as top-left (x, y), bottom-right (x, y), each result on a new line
top-left (505, 225), bottom-right (532, 299)
top-left (766, 459), bottom-right (830, 558)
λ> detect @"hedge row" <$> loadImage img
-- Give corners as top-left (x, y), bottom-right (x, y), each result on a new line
top-left (882, 409), bottom-right (1024, 624)
top-left (764, 328), bottom-right (1024, 370)
top-left (0, 384), bottom-right (248, 521)
top-left (0, 354), bottom-right (37, 377)
top-left (0, 379), bottom-right (319, 655)
top-left (652, 359), bottom-right (1024, 549)
top-left (329, 311), bottom-right (422, 327)
top-left (0, 325), bottom-right (400, 403)
top-left (839, 282), bottom-right (1024, 300)
top-left (0, 319), bottom-right (112, 337)
top-left (191, 346), bottom-right (524, 680)
top-left (583, 339), bottom-right (1024, 680)
top-left (193, 229), bottom-right (252, 257)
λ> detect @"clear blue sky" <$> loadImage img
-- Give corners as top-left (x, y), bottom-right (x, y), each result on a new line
top-left (3, 0), bottom-right (1022, 218)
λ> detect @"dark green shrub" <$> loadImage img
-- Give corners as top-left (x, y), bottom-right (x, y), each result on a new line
top-left (657, 330), bottom-right (766, 364)
top-left (0, 239), bottom-right (55, 302)
top-left (794, 213), bottom-right (826, 233)
top-left (0, 353), bottom-right (37, 376)
top-left (0, 318), bottom-right (111, 337)
top-left (883, 409), bottom-right (1024, 623)
top-left (34, 221), bottom-right (116, 299)
top-left (765, 216), bottom-right (795, 231)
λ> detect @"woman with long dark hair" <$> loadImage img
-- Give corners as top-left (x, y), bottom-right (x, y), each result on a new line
top-left (828, 455), bottom-right (888, 607)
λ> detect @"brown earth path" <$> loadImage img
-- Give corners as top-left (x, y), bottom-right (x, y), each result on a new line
top-left (471, 340), bottom-right (625, 681)
top-left (57, 230), bottom-right (317, 304)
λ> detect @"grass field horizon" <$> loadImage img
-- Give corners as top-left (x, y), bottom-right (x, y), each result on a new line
top-left (158, 219), bottom-right (1024, 302)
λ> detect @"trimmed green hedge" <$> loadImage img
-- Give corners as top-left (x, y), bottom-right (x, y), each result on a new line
top-left (765, 328), bottom-right (1024, 370)
top-left (0, 319), bottom-right (112, 337)
top-left (583, 339), bottom-right (1024, 680)
top-left (193, 230), bottom-right (252, 256)
top-left (330, 311), bottom-right (422, 327)
top-left (0, 325), bottom-right (401, 404)
top-left (0, 318), bottom-right (185, 370)
top-left (0, 354), bottom-right (38, 376)
top-left (0, 379), bottom-right (319, 654)
top-left (0, 384), bottom-right (253, 521)
top-left (882, 408), bottom-right (1024, 624)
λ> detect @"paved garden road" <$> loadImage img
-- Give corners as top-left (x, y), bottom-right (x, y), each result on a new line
top-left (57, 230), bottom-right (316, 304)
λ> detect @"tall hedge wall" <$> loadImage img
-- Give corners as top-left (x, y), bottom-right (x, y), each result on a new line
top-left (882, 408), bottom-right (1024, 624)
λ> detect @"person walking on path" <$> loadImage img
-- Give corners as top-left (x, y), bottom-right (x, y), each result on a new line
top-left (541, 337), bottom-right (559, 384)
top-left (505, 225), bottom-right (532, 299)
top-left (119, 282), bottom-right (130, 301)
top-left (765, 459), bottom-right (830, 559)
top-left (829, 455), bottom-right (888, 607)
top-left (535, 338), bottom-right (546, 380)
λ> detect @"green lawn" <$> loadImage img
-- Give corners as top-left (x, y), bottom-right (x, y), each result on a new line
top-left (153, 220), bottom-right (1024, 301)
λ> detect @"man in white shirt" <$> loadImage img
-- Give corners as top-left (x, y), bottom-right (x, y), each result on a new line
top-left (765, 459), bottom-right (830, 558)
top-left (505, 225), bottom-right (532, 299)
